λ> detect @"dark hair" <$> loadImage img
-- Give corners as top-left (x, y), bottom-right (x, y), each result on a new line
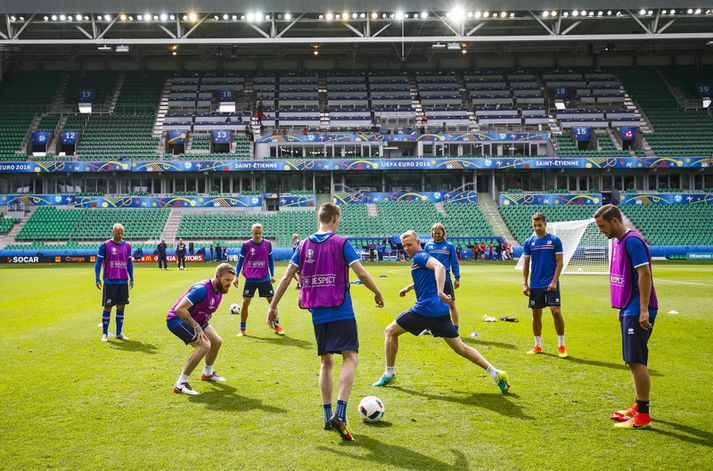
top-left (594, 204), bottom-right (623, 222)
top-left (531, 212), bottom-right (546, 223)
top-left (318, 202), bottom-right (341, 224)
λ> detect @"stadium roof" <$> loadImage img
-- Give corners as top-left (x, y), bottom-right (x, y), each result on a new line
top-left (0, 1), bottom-right (711, 60)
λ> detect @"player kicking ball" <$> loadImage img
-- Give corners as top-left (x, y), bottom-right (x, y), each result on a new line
top-left (521, 213), bottom-right (567, 357)
top-left (234, 223), bottom-right (284, 336)
top-left (373, 230), bottom-right (510, 393)
top-left (167, 263), bottom-right (235, 396)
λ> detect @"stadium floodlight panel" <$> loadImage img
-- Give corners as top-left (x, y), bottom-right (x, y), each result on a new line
top-left (704, 98), bottom-right (711, 108)
top-left (395, 11), bottom-right (405, 21)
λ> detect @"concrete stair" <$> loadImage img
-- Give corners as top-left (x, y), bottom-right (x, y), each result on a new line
top-left (0, 207), bottom-right (36, 249)
top-left (160, 210), bottom-right (183, 243)
top-left (434, 202), bottom-right (448, 217)
top-left (107, 74), bottom-right (124, 114)
top-left (367, 203), bottom-right (379, 218)
top-left (477, 193), bottom-right (518, 246)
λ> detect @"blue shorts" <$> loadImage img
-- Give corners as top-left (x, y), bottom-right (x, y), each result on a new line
top-left (313, 318), bottom-right (359, 356)
top-left (620, 315), bottom-right (655, 365)
top-left (396, 310), bottom-right (459, 338)
top-left (167, 317), bottom-right (209, 345)
top-left (102, 282), bottom-right (129, 306)
top-left (243, 280), bottom-right (274, 298)
top-left (529, 287), bottom-right (560, 309)
top-left (444, 279), bottom-right (456, 301)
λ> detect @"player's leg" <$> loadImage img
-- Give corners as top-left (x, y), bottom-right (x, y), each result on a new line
top-left (444, 280), bottom-right (459, 330)
top-left (373, 320), bottom-right (406, 386)
top-left (200, 325), bottom-right (226, 382)
top-left (320, 354), bottom-right (334, 428)
top-left (101, 304), bottom-right (112, 341)
top-left (238, 294), bottom-right (252, 336)
top-left (330, 350), bottom-right (358, 440)
top-left (550, 305), bottom-right (567, 357)
top-left (115, 302), bottom-right (128, 340)
top-left (264, 292), bottom-right (284, 335)
top-left (174, 333), bottom-right (211, 395)
top-left (528, 296), bottom-right (544, 354)
top-left (443, 335), bottom-right (510, 393)
top-left (614, 316), bottom-right (653, 428)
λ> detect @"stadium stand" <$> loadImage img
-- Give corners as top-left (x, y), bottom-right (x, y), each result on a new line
top-left (499, 204), bottom-right (606, 244)
top-left (622, 204), bottom-right (713, 246)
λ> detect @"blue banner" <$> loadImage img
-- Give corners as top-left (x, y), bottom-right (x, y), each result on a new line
top-left (334, 191), bottom-right (472, 204)
top-left (219, 90), bottom-right (235, 101)
top-left (32, 131), bottom-right (51, 146)
top-left (257, 131), bottom-right (549, 144)
top-left (500, 193), bottom-right (602, 206)
top-left (167, 130), bottom-right (187, 145)
top-left (0, 194), bottom-right (74, 206)
top-left (1, 157), bottom-right (712, 174)
top-left (263, 193), bottom-right (317, 208)
top-left (212, 130), bottom-right (232, 144)
top-left (620, 193), bottom-right (713, 205)
top-left (60, 131), bottom-right (80, 145)
top-left (78, 90), bottom-right (95, 103)
top-left (0, 194), bottom-right (262, 208)
top-left (620, 127), bottom-right (637, 141)
top-left (573, 127), bottom-right (592, 141)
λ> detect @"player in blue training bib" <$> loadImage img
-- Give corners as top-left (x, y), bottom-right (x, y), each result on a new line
top-left (423, 223), bottom-right (461, 331)
top-left (521, 213), bottom-right (567, 357)
top-left (372, 230), bottom-right (511, 394)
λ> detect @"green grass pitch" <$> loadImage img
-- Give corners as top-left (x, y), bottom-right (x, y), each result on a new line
top-left (1, 261), bottom-right (711, 469)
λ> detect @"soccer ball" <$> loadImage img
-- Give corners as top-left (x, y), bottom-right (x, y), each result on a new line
top-left (229, 303), bottom-right (240, 314)
top-left (357, 396), bottom-right (384, 423)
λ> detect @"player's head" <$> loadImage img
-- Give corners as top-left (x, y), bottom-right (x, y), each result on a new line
top-left (112, 223), bottom-right (124, 241)
top-left (214, 263), bottom-right (236, 293)
top-left (400, 230), bottom-right (421, 257)
top-left (318, 202), bottom-right (341, 230)
top-left (251, 223), bottom-right (263, 240)
top-left (292, 233), bottom-right (299, 243)
top-left (531, 213), bottom-right (547, 237)
top-left (431, 223), bottom-right (446, 242)
top-left (594, 204), bottom-right (625, 239)
top-left (179, 238), bottom-right (183, 243)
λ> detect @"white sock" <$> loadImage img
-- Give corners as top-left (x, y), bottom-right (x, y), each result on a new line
top-left (203, 364), bottom-right (214, 376)
top-left (385, 366), bottom-right (395, 377)
top-left (176, 373), bottom-right (190, 385)
top-left (558, 335), bottom-right (565, 347)
top-left (534, 336), bottom-right (542, 347)
top-left (486, 365), bottom-right (499, 381)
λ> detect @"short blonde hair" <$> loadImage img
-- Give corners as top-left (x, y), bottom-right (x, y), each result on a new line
top-left (400, 230), bottom-right (419, 241)
top-left (251, 223), bottom-right (263, 231)
top-left (215, 263), bottom-right (236, 277)
top-left (112, 223), bottom-right (124, 231)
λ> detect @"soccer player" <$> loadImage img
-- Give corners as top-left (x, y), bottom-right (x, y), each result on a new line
top-left (234, 223), bottom-right (282, 336)
top-left (95, 223), bottom-right (134, 342)
top-left (422, 223), bottom-right (461, 330)
top-left (521, 213), bottom-right (567, 357)
top-left (157, 239), bottom-right (168, 270)
top-left (372, 230), bottom-right (510, 394)
top-left (167, 263), bottom-right (235, 396)
top-left (267, 202), bottom-right (385, 441)
top-left (594, 204), bottom-right (658, 429)
top-left (176, 238), bottom-right (187, 270)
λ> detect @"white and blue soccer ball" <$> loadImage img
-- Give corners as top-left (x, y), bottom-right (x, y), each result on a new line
top-left (229, 303), bottom-right (240, 314)
top-left (358, 396), bottom-right (385, 423)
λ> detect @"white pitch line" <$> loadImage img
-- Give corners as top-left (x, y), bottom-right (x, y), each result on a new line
top-left (657, 278), bottom-right (711, 287)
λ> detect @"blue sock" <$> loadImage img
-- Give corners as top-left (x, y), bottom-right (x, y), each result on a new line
top-left (336, 400), bottom-right (347, 422)
top-left (240, 322), bottom-right (246, 331)
top-left (323, 404), bottom-right (332, 422)
top-left (115, 309), bottom-right (124, 335)
top-left (102, 310), bottom-right (111, 335)
top-left (274, 318), bottom-right (280, 326)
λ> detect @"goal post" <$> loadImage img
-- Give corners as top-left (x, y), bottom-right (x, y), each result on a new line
top-left (515, 218), bottom-right (611, 275)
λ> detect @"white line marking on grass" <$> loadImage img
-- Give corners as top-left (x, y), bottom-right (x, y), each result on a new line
top-left (657, 278), bottom-right (710, 286)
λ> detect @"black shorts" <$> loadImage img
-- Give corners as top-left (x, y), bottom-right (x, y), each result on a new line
top-left (102, 282), bottom-right (129, 306)
top-left (444, 279), bottom-right (456, 301)
top-left (167, 318), bottom-right (209, 345)
top-left (313, 318), bottom-right (359, 356)
top-left (620, 315), bottom-right (655, 365)
top-left (396, 310), bottom-right (459, 338)
top-left (243, 280), bottom-right (274, 298)
top-left (529, 287), bottom-right (561, 309)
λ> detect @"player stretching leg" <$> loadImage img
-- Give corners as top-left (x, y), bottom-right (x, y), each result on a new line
top-left (234, 223), bottom-right (283, 336)
top-left (422, 223), bottom-right (461, 331)
top-left (268, 203), bottom-right (384, 441)
top-left (373, 231), bottom-right (510, 393)
top-left (595, 205), bottom-right (657, 429)
top-left (168, 263), bottom-right (235, 395)
top-left (521, 213), bottom-right (567, 357)
top-left (95, 223), bottom-right (134, 342)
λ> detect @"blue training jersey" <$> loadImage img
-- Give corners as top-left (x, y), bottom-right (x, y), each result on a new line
top-left (423, 239), bottom-right (460, 281)
top-left (620, 235), bottom-right (658, 318)
top-left (523, 233), bottom-right (563, 289)
top-left (410, 251), bottom-right (450, 317)
top-left (290, 232), bottom-right (360, 325)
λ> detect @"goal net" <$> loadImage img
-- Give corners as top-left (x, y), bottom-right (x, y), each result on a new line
top-left (515, 218), bottom-right (610, 275)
